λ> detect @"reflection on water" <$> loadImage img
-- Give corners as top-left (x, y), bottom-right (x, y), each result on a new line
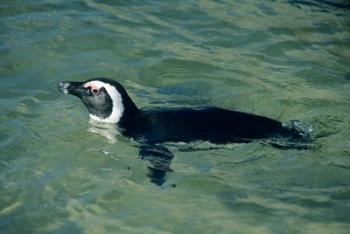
top-left (1, 0), bottom-right (350, 233)
top-left (139, 144), bottom-right (174, 186)
top-left (88, 119), bottom-right (120, 144)
top-left (88, 119), bottom-right (174, 186)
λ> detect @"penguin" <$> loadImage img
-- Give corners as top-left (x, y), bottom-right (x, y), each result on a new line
top-left (58, 77), bottom-right (312, 185)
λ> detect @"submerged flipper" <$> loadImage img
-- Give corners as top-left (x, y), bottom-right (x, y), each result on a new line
top-left (139, 145), bottom-right (174, 186)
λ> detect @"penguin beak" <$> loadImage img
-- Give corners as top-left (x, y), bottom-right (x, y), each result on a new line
top-left (58, 81), bottom-right (87, 97)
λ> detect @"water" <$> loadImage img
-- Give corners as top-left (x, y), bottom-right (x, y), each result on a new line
top-left (1, 0), bottom-right (350, 233)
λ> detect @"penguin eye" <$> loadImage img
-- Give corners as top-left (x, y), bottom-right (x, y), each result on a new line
top-left (84, 83), bottom-right (101, 96)
top-left (91, 88), bottom-right (99, 95)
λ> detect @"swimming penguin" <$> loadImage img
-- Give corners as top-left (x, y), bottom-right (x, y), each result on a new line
top-left (58, 77), bottom-right (312, 185)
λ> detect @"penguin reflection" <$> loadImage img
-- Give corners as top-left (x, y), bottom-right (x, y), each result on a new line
top-left (88, 119), bottom-right (173, 185)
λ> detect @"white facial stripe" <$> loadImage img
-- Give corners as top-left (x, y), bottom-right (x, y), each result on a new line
top-left (85, 81), bottom-right (124, 123)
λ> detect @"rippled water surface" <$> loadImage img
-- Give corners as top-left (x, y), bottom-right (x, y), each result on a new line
top-left (1, 0), bottom-right (350, 233)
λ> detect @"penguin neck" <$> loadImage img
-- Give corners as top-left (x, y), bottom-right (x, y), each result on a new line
top-left (118, 91), bottom-right (142, 128)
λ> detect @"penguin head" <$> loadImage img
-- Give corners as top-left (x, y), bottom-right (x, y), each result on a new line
top-left (58, 78), bottom-right (139, 124)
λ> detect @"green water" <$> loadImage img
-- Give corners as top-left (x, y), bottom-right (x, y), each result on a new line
top-left (1, 0), bottom-right (350, 233)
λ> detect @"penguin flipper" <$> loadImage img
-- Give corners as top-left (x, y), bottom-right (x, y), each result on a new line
top-left (138, 144), bottom-right (174, 186)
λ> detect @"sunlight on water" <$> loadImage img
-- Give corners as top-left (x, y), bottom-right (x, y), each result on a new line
top-left (1, 0), bottom-right (350, 233)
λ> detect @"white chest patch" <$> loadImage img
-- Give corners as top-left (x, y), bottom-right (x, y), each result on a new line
top-left (84, 81), bottom-right (124, 123)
